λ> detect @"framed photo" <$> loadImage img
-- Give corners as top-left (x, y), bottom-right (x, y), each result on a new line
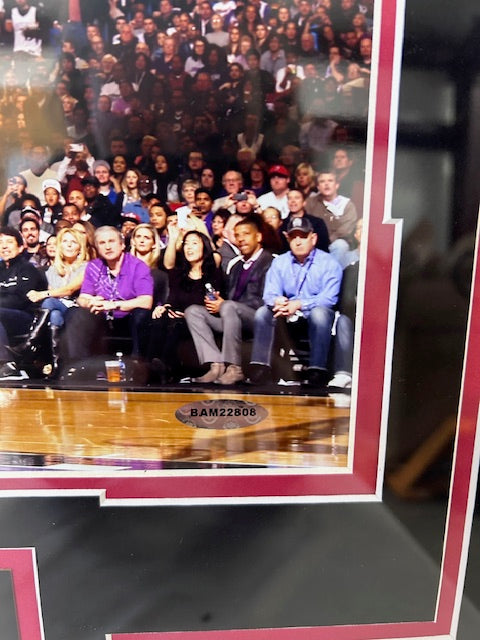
top-left (0, 0), bottom-right (478, 639)
top-left (0, 0), bottom-right (401, 504)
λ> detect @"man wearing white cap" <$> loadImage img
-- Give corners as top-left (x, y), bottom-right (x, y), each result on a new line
top-left (41, 179), bottom-right (63, 233)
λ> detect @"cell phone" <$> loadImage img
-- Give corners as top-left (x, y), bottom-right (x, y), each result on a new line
top-left (177, 209), bottom-right (189, 228)
top-left (233, 192), bottom-right (248, 201)
top-left (205, 283), bottom-right (216, 300)
top-left (69, 143), bottom-right (83, 153)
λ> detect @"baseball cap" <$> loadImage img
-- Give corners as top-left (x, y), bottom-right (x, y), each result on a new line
top-left (92, 160), bottom-right (111, 172)
top-left (120, 212), bottom-right (141, 225)
top-left (268, 164), bottom-right (290, 178)
top-left (20, 205), bottom-right (42, 221)
top-left (286, 216), bottom-right (313, 235)
top-left (42, 179), bottom-right (62, 193)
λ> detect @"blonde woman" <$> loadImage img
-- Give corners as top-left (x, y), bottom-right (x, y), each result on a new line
top-left (130, 223), bottom-right (169, 317)
top-left (13, 228), bottom-right (90, 376)
top-left (295, 162), bottom-right (317, 200)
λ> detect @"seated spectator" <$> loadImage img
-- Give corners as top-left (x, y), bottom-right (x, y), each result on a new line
top-left (249, 216), bottom-right (342, 387)
top-left (328, 217), bottom-right (363, 390)
top-left (236, 112), bottom-right (264, 158)
top-left (120, 212), bottom-right (141, 244)
top-left (19, 214), bottom-right (49, 266)
top-left (216, 212), bottom-right (243, 271)
top-left (247, 159), bottom-right (269, 197)
top-left (20, 145), bottom-right (58, 204)
top-left (0, 227), bottom-right (48, 380)
top-left (41, 179), bottom-right (63, 232)
top-left (305, 170), bottom-right (358, 266)
top-left (61, 202), bottom-right (82, 225)
top-left (213, 170), bottom-right (244, 213)
top-left (110, 154), bottom-right (128, 192)
top-left (151, 154), bottom-right (179, 202)
top-left (64, 226), bottom-right (153, 365)
top-left (152, 35), bottom-right (178, 76)
top-left (146, 201), bottom-right (170, 246)
top-left (81, 175), bottom-right (120, 228)
top-left (280, 189), bottom-right (330, 253)
top-left (200, 166), bottom-right (221, 198)
top-left (150, 227), bottom-right (224, 381)
top-left (130, 223), bottom-right (169, 309)
top-left (225, 25), bottom-right (242, 64)
top-left (93, 161), bottom-right (118, 205)
top-left (0, 175), bottom-right (27, 225)
top-left (72, 220), bottom-right (97, 260)
top-left (260, 33), bottom-right (287, 76)
top-left (185, 215), bottom-right (273, 384)
top-left (202, 45), bottom-right (229, 88)
top-left (192, 187), bottom-right (215, 235)
top-left (120, 168), bottom-right (149, 222)
top-left (294, 162), bottom-right (317, 200)
top-left (43, 235), bottom-right (57, 270)
top-left (184, 37), bottom-right (208, 77)
top-left (211, 209), bottom-right (230, 248)
top-left (14, 227), bottom-right (90, 378)
top-left (275, 48), bottom-right (305, 94)
top-left (206, 13), bottom-right (229, 48)
top-left (257, 164), bottom-right (291, 219)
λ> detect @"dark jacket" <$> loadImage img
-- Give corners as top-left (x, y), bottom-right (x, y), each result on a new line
top-left (226, 250), bottom-right (273, 310)
top-left (0, 253), bottom-right (47, 311)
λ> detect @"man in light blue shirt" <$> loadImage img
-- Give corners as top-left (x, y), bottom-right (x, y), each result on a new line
top-left (249, 216), bottom-right (342, 387)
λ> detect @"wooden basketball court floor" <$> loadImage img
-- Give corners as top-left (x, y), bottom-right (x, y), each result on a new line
top-left (0, 386), bottom-right (350, 472)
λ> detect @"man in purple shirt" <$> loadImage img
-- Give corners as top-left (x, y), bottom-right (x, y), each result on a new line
top-left (64, 226), bottom-right (153, 363)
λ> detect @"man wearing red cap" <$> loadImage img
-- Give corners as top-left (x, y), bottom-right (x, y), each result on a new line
top-left (257, 164), bottom-right (291, 219)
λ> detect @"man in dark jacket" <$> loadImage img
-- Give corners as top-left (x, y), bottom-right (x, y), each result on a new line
top-left (0, 227), bottom-right (47, 379)
top-left (185, 215), bottom-right (273, 385)
top-left (82, 176), bottom-right (121, 228)
top-left (280, 190), bottom-right (330, 253)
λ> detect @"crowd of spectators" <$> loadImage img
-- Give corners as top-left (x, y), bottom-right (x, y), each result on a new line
top-left (0, 0), bottom-right (372, 388)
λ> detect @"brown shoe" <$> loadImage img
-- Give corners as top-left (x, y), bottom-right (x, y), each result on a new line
top-left (192, 362), bottom-right (225, 383)
top-left (215, 364), bottom-right (244, 385)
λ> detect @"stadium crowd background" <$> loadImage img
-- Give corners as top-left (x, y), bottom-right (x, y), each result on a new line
top-left (0, 0), bottom-right (373, 385)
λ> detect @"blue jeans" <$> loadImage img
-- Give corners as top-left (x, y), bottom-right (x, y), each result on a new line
top-left (332, 314), bottom-right (354, 375)
top-left (250, 305), bottom-right (335, 370)
top-left (41, 298), bottom-right (69, 327)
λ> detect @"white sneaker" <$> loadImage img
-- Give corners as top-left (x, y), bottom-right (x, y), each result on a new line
top-left (328, 373), bottom-right (352, 389)
top-left (0, 362), bottom-right (29, 380)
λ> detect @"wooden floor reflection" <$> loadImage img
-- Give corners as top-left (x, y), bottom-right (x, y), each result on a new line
top-left (0, 388), bottom-right (350, 471)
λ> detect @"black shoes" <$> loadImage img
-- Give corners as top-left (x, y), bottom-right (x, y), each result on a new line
top-left (303, 368), bottom-right (329, 387)
top-left (248, 364), bottom-right (272, 385)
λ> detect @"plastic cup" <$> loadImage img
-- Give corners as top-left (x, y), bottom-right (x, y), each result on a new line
top-left (105, 360), bottom-right (121, 383)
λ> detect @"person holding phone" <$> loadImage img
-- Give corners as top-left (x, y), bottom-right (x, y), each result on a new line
top-left (185, 215), bottom-right (273, 385)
